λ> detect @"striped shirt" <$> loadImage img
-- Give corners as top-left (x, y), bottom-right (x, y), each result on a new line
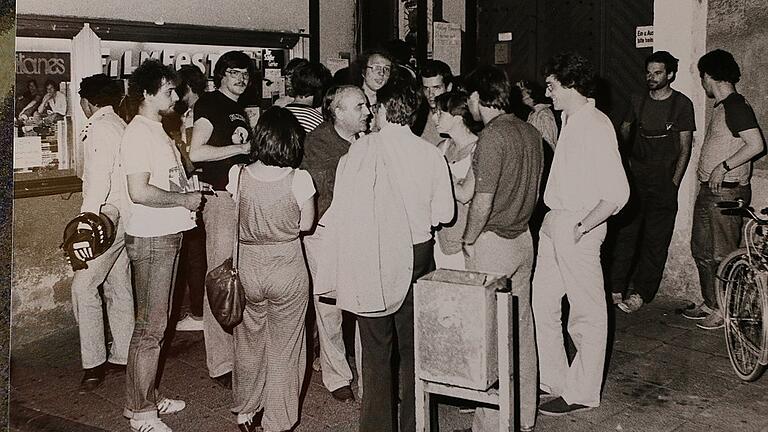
top-left (285, 104), bottom-right (324, 134)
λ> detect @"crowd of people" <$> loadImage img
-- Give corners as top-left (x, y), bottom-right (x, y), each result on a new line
top-left (66, 43), bottom-right (763, 432)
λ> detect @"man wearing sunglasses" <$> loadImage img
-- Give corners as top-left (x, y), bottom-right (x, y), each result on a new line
top-left (188, 50), bottom-right (253, 390)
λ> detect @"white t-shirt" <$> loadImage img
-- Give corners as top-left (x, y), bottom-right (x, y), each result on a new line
top-left (120, 115), bottom-right (197, 237)
top-left (226, 161), bottom-right (315, 207)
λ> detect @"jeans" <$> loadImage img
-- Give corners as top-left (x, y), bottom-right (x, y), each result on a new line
top-left (123, 233), bottom-right (183, 420)
top-left (71, 220), bottom-right (134, 369)
top-left (691, 183), bottom-right (751, 310)
top-left (357, 240), bottom-right (434, 432)
top-left (467, 230), bottom-right (538, 430)
top-left (174, 223), bottom-right (206, 318)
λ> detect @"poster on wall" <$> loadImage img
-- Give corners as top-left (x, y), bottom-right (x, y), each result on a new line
top-left (433, 21), bottom-right (461, 74)
top-left (14, 51), bottom-right (71, 172)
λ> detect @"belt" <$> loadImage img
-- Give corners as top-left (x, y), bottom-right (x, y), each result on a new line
top-left (701, 181), bottom-right (741, 189)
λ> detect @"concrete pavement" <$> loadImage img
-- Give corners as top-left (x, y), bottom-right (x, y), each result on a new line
top-left (9, 297), bottom-right (768, 431)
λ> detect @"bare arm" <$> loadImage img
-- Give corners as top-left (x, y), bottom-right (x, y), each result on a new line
top-left (127, 172), bottom-right (202, 210)
top-left (188, 117), bottom-right (249, 162)
top-left (574, 199), bottom-right (619, 242)
top-left (672, 131), bottom-right (693, 186)
top-left (462, 191), bottom-right (493, 244)
top-left (299, 196), bottom-right (316, 232)
top-left (708, 128), bottom-right (765, 193)
top-left (619, 121), bottom-right (632, 144)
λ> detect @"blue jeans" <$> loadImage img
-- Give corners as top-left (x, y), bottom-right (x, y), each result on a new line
top-left (691, 183), bottom-right (751, 310)
top-left (123, 233), bottom-right (183, 420)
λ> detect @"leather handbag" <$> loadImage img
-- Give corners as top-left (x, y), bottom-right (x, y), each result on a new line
top-left (205, 165), bottom-right (246, 331)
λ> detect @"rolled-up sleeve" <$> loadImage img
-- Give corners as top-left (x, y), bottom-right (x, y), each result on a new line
top-left (588, 123), bottom-right (629, 213)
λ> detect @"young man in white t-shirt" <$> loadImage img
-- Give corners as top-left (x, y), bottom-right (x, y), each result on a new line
top-left (120, 59), bottom-right (203, 432)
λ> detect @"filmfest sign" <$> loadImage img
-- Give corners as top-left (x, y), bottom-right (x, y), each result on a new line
top-left (636, 26), bottom-right (654, 49)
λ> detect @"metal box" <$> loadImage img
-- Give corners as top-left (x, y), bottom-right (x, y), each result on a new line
top-left (414, 269), bottom-right (507, 390)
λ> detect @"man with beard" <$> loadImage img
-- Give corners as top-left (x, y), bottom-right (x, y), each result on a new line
top-left (189, 50), bottom-right (252, 389)
top-left (300, 85), bottom-right (371, 403)
top-left (609, 51), bottom-right (696, 313)
top-left (120, 59), bottom-right (202, 432)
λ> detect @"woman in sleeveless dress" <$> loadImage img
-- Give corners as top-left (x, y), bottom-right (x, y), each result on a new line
top-left (432, 91), bottom-right (483, 270)
top-left (227, 107), bottom-right (316, 432)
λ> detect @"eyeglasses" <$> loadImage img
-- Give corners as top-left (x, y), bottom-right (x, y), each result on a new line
top-left (225, 69), bottom-right (250, 80)
top-left (367, 65), bottom-right (392, 75)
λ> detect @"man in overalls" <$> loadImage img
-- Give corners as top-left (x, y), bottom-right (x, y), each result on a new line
top-left (609, 51), bottom-right (696, 313)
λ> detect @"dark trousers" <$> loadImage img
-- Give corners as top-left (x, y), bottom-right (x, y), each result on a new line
top-left (174, 223), bottom-right (207, 317)
top-left (608, 161), bottom-right (678, 303)
top-left (691, 183), bottom-right (751, 309)
top-left (357, 240), bottom-right (435, 432)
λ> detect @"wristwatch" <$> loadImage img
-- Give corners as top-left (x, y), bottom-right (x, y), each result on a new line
top-left (722, 160), bottom-right (731, 171)
top-left (576, 221), bottom-right (589, 235)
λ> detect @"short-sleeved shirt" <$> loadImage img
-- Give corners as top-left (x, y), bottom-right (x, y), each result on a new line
top-left (120, 115), bottom-right (196, 237)
top-left (285, 104), bottom-right (324, 134)
top-left (698, 92), bottom-right (760, 184)
top-left (473, 113), bottom-right (543, 240)
top-left (626, 90), bottom-right (696, 133)
top-left (193, 90), bottom-right (251, 190)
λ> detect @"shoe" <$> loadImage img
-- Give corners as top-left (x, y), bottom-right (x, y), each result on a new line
top-left (237, 410), bottom-right (263, 432)
top-left (130, 418), bottom-right (172, 432)
top-left (331, 385), bottom-right (355, 402)
top-left (79, 364), bottom-right (105, 392)
top-left (696, 310), bottom-right (724, 330)
top-left (617, 293), bottom-right (643, 313)
top-left (538, 388), bottom-right (556, 400)
top-left (539, 397), bottom-right (593, 416)
top-left (175, 314), bottom-right (204, 331)
top-left (213, 372), bottom-right (232, 390)
top-left (520, 426), bottom-right (534, 432)
top-left (156, 398), bottom-right (186, 415)
top-left (682, 303), bottom-right (713, 320)
top-left (611, 292), bottom-right (623, 305)
top-left (106, 362), bottom-right (126, 375)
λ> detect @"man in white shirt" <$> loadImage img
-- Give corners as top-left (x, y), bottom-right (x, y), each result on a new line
top-left (533, 52), bottom-right (629, 416)
top-left (120, 59), bottom-right (203, 432)
top-left (71, 73), bottom-right (133, 392)
top-left (318, 82), bottom-right (454, 432)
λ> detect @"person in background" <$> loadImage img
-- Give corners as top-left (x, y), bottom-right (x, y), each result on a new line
top-left (229, 107), bottom-right (315, 432)
top-left (685, 49), bottom-right (764, 330)
top-left (533, 52), bottom-right (629, 416)
top-left (285, 61), bottom-right (331, 133)
top-left (432, 90), bottom-right (480, 271)
top-left (168, 64), bottom-right (209, 332)
top-left (120, 59), bottom-right (202, 432)
top-left (609, 51), bottom-right (696, 313)
top-left (189, 50), bottom-right (253, 390)
top-left (417, 59), bottom-right (453, 145)
top-left (273, 57), bottom-right (310, 107)
top-left (37, 79), bottom-right (68, 121)
top-left (16, 78), bottom-right (42, 119)
top-left (71, 73), bottom-right (133, 392)
top-left (355, 50), bottom-right (395, 132)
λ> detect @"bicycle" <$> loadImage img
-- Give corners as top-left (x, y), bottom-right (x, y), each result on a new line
top-left (714, 198), bottom-right (768, 381)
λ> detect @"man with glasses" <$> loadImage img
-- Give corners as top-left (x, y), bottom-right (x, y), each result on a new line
top-left (189, 50), bottom-right (252, 390)
top-left (357, 50), bottom-right (394, 131)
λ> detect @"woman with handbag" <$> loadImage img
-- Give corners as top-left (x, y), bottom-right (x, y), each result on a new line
top-left (226, 107), bottom-right (316, 432)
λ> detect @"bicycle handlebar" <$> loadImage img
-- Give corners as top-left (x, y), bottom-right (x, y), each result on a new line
top-left (718, 199), bottom-right (768, 224)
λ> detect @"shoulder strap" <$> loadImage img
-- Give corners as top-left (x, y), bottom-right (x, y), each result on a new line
top-left (233, 164), bottom-right (244, 270)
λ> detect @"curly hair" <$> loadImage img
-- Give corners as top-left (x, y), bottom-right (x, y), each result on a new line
top-left (351, 49), bottom-right (396, 87)
top-left (79, 74), bottom-right (125, 109)
top-left (542, 52), bottom-right (596, 98)
top-left (377, 80), bottom-right (423, 127)
top-left (212, 50), bottom-right (254, 88)
top-left (122, 59), bottom-right (177, 122)
top-left (464, 65), bottom-right (511, 112)
top-left (434, 91), bottom-right (483, 134)
top-left (697, 49), bottom-right (741, 84)
top-left (251, 106), bottom-right (306, 168)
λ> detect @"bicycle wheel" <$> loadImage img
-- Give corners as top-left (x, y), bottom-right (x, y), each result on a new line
top-left (716, 249), bottom-right (748, 311)
top-left (722, 253), bottom-right (768, 381)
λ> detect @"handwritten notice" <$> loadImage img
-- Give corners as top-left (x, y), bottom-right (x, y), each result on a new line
top-left (326, 57), bottom-right (349, 76)
top-left (433, 21), bottom-right (462, 74)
